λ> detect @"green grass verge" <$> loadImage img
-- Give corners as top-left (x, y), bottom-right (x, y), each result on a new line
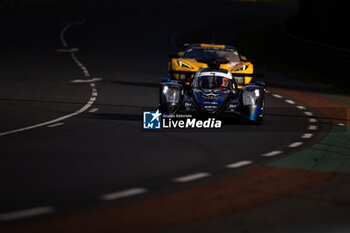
top-left (233, 24), bottom-right (350, 94)
top-left (268, 125), bottom-right (350, 173)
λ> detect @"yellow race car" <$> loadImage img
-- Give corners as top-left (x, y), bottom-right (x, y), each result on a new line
top-left (168, 43), bottom-right (254, 88)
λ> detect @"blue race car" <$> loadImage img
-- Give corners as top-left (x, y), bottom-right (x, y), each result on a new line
top-left (159, 59), bottom-right (265, 123)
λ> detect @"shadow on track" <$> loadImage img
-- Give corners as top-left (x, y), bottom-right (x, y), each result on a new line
top-left (111, 80), bottom-right (160, 88)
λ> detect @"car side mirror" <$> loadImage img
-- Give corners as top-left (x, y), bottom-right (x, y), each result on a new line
top-left (255, 81), bottom-right (265, 87)
top-left (161, 78), bottom-right (171, 83)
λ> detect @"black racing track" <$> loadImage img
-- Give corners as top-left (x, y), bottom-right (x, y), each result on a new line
top-left (0, 0), bottom-right (324, 221)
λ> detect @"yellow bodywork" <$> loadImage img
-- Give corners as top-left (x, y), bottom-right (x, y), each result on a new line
top-left (168, 44), bottom-right (254, 89)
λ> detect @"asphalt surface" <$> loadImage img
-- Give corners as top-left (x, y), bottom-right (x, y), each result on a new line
top-left (0, 1), bottom-right (335, 232)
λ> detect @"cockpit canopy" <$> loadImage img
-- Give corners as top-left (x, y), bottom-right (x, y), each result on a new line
top-left (183, 47), bottom-right (241, 63)
top-left (192, 74), bottom-right (235, 90)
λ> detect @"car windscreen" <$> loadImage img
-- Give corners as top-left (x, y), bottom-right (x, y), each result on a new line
top-left (193, 75), bottom-right (233, 90)
top-left (183, 48), bottom-right (241, 62)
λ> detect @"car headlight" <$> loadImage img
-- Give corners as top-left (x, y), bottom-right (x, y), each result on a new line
top-left (164, 87), bottom-right (181, 104)
top-left (233, 76), bottom-right (245, 85)
top-left (163, 85), bottom-right (169, 94)
top-left (243, 90), bottom-right (259, 106)
top-left (177, 60), bottom-right (193, 69)
top-left (232, 65), bottom-right (248, 71)
top-left (179, 74), bottom-right (187, 80)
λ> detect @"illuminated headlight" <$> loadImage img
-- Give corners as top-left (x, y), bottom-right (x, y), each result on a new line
top-left (233, 65), bottom-right (248, 71)
top-left (234, 76), bottom-right (245, 85)
top-left (243, 90), bottom-right (259, 106)
top-left (179, 74), bottom-right (187, 80)
top-left (162, 85), bottom-right (169, 94)
top-left (177, 60), bottom-right (193, 69)
top-left (164, 87), bottom-right (181, 104)
top-left (254, 89), bottom-right (260, 97)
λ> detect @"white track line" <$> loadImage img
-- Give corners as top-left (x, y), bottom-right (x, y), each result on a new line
top-left (89, 108), bottom-right (99, 113)
top-left (56, 48), bottom-right (79, 53)
top-left (226, 160), bottom-right (253, 168)
top-left (59, 24), bottom-right (71, 48)
top-left (71, 53), bottom-right (90, 78)
top-left (296, 105), bottom-right (306, 110)
top-left (100, 188), bottom-right (147, 201)
top-left (0, 20), bottom-right (97, 137)
top-left (173, 173), bottom-right (210, 183)
top-left (47, 122), bottom-right (64, 128)
top-left (261, 150), bottom-right (283, 157)
top-left (70, 78), bottom-right (102, 83)
top-left (288, 142), bottom-right (303, 148)
top-left (304, 111), bottom-right (314, 116)
top-left (272, 94), bottom-right (283, 98)
top-left (309, 118), bottom-right (318, 123)
top-left (308, 125), bottom-right (318, 130)
top-left (59, 19), bottom-right (85, 48)
top-left (71, 78), bottom-right (102, 83)
top-left (301, 133), bottom-right (313, 139)
top-left (0, 95), bottom-right (95, 136)
top-left (0, 207), bottom-right (54, 221)
top-left (285, 99), bottom-right (296, 104)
